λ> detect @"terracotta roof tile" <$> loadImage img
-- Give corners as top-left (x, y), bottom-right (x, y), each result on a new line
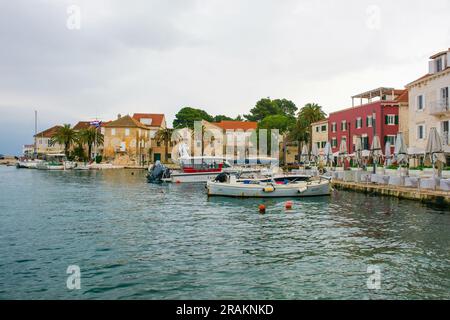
top-left (104, 115), bottom-right (149, 129)
top-left (132, 113), bottom-right (165, 127)
top-left (34, 125), bottom-right (62, 138)
top-left (212, 120), bottom-right (258, 130)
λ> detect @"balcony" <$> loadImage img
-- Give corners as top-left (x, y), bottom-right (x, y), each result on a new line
top-left (429, 99), bottom-right (450, 116)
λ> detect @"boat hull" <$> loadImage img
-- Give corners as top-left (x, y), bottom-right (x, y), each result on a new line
top-left (170, 171), bottom-right (221, 183)
top-left (206, 180), bottom-right (331, 198)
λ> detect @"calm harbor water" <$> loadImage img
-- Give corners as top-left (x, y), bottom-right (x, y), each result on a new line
top-left (0, 165), bottom-right (449, 300)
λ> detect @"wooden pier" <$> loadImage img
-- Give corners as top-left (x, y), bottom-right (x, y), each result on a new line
top-left (332, 180), bottom-right (450, 206)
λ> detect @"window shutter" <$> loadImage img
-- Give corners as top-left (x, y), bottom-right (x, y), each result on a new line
top-left (395, 115), bottom-right (399, 125)
top-left (384, 136), bottom-right (387, 143)
top-left (385, 115), bottom-right (388, 124)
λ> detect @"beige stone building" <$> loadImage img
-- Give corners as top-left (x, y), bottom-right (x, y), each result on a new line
top-left (405, 48), bottom-right (450, 161)
top-left (34, 125), bottom-right (64, 155)
top-left (102, 115), bottom-right (152, 166)
top-left (132, 113), bottom-right (170, 163)
top-left (311, 118), bottom-right (329, 154)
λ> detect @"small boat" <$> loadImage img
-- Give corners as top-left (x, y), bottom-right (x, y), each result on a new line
top-left (149, 156), bottom-right (233, 183)
top-left (16, 158), bottom-right (43, 169)
top-left (206, 174), bottom-right (331, 198)
top-left (35, 154), bottom-right (74, 170)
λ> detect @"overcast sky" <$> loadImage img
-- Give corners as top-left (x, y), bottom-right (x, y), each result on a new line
top-left (0, 0), bottom-right (449, 155)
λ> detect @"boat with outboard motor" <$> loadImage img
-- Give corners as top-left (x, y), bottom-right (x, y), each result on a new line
top-left (206, 173), bottom-right (331, 198)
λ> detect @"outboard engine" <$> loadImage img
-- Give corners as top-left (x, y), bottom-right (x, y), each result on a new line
top-left (147, 161), bottom-right (170, 183)
top-left (214, 172), bottom-right (229, 183)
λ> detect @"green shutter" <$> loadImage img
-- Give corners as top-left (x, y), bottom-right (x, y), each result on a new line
top-left (385, 115), bottom-right (388, 124)
top-left (395, 115), bottom-right (399, 125)
top-left (366, 117), bottom-right (368, 126)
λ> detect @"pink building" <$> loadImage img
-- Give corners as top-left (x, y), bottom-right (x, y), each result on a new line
top-left (328, 87), bottom-right (408, 154)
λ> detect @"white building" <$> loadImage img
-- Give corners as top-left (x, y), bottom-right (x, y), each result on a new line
top-left (405, 48), bottom-right (450, 161)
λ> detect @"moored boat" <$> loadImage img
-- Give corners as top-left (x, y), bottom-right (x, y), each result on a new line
top-left (206, 174), bottom-right (331, 198)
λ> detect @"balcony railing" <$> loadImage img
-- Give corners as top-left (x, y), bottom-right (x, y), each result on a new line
top-left (429, 99), bottom-right (449, 116)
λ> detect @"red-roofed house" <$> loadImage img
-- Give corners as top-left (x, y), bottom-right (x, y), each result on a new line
top-left (132, 113), bottom-right (169, 163)
top-left (34, 125), bottom-right (64, 154)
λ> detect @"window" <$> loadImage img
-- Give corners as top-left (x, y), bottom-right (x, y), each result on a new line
top-left (385, 135), bottom-right (396, 145)
top-left (315, 126), bottom-right (319, 133)
top-left (441, 87), bottom-right (449, 106)
top-left (125, 128), bottom-right (130, 136)
top-left (366, 115), bottom-right (373, 127)
top-left (362, 136), bottom-right (369, 150)
top-left (417, 124), bottom-right (425, 140)
top-left (317, 142), bottom-right (320, 148)
top-left (331, 123), bottom-right (337, 133)
top-left (321, 141), bottom-right (326, 148)
top-left (111, 128), bottom-right (116, 136)
top-left (417, 95), bottom-right (424, 110)
top-left (331, 137), bottom-right (337, 148)
top-left (341, 120), bottom-right (347, 131)
top-left (436, 58), bottom-right (443, 72)
top-left (120, 142), bottom-right (126, 152)
top-left (355, 117), bottom-right (362, 129)
top-left (321, 125), bottom-right (327, 132)
top-left (385, 114), bottom-right (398, 125)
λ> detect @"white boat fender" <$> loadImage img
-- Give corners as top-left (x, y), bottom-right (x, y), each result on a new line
top-left (298, 186), bottom-right (307, 193)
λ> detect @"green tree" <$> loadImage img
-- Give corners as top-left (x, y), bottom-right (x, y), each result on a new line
top-left (244, 98), bottom-right (297, 122)
top-left (213, 115), bottom-right (234, 122)
top-left (291, 103), bottom-right (326, 161)
top-left (50, 124), bottom-right (77, 157)
top-left (155, 128), bottom-right (174, 163)
top-left (78, 127), bottom-right (104, 161)
top-left (259, 114), bottom-right (296, 164)
top-left (173, 107), bottom-right (213, 129)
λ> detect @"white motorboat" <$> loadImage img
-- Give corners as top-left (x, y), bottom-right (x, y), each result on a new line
top-left (165, 156), bottom-right (232, 183)
top-left (206, 175), bottom-right (331, 198)
top-left (16, 159), bottom-right (44, 169)
top-left (35, 154), bottom-right (74, 170)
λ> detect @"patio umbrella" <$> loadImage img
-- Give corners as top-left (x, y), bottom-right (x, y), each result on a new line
top-left (354, 136), bottom-right (363, 168)
top-left (323, 142), bottom-right (333, 167)
top-left (311, 143), bottom-right (319, 163)
top-left (394, 132), bottom-right (408, 165)
top-left (339, 139), bottom-right (347, 167)
top-left (384, 141), bottom-right (392, 166)
top-left (425, 127), bottom-right (446, 178)
top-left (370, 135), bottom-right (383, 172)
top-left (301, 144), bottom-right (309, 163)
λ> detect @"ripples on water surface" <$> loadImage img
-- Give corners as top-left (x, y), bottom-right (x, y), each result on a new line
top-left (0, 166), bottom-right (449, 299)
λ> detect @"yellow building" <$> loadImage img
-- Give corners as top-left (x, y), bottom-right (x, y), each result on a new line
top-left (102, 115), bottom-right (152, 166)
top-left (132, 113), bottom-right (171, 163)
top-left (34, 125), bottom-right (64, 155)
top-left (311, 118), bottom-right (329, 154)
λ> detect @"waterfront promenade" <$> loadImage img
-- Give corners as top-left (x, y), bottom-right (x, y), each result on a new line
top-left (332, 180), bottom-right (450, 205)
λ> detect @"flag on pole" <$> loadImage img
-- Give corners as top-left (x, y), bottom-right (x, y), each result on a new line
top-left (90, 120), bottom-right (102, 128)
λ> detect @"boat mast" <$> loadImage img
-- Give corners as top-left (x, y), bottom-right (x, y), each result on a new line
top-left (34, 110), bottom-right (37, 157)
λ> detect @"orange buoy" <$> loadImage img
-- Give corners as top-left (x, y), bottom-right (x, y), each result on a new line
top-left (258, 204), bottom-right (266, 213)
top-left (285, 201), bottom-right (293, 210)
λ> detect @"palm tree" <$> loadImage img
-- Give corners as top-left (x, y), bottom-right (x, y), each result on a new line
top-left (290, 103), bottom-right (326, 162)
top-left (155, 128), bottom-right (174, 163)
top-left (78, 127), bottom-right (104, 161)
top-left (50, 124), bottom-right (77, 157)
